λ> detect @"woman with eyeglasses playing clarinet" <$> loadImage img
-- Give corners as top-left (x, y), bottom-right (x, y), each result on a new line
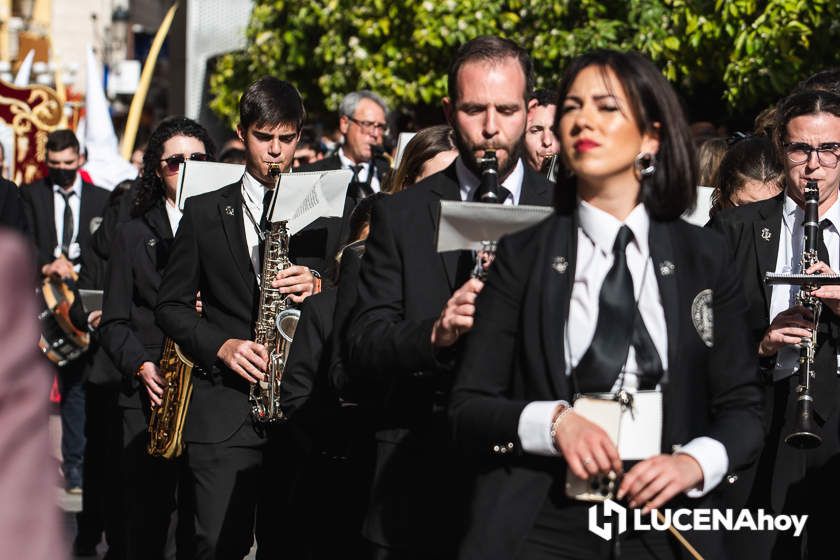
top-left (710, 89), bottom-right (840, 559)
top-left (449, 50), bottom-right (764, 560)
top-left (98, 116), bottom-right (215, 560)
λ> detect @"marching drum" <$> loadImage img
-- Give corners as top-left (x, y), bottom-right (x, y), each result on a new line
top-left (37, 277), bottom-right (89, 366)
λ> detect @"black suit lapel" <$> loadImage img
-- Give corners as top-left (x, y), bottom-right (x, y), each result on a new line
top-left (753, 196), bottom-right (783, 310)
top-left (540, 211), bottom-right (576, 398)
top-left (649, 220), bottom-right (680, 381)
top-left (218, 184), bottom-right (254, 292)
top-left (77, 182), bottom-right (98, 248)
top-left (519, 166), bottom-right (553, 207)
top-left (39, 181), bottom-right (58, 250)
top-left (428, 164), bottom-right (464, 290)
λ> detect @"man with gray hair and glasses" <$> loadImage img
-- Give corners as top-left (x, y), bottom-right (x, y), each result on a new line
top-left (301, 90), bottom-right (391, 201)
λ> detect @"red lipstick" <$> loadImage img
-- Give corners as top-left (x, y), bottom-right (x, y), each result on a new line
top-left (574, 139), bottom-right (600, 152)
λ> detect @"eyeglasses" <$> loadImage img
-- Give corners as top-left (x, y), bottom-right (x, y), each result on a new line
top-left (784, 142), bottom-right (840, 168)
top-left (160, 152), bottom-right (209, 173)
top-left (347, 116), bottom-right (388, 134)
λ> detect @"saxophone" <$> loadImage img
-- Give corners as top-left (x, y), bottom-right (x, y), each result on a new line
top-left (249, 163), bottom-right (300, 423)
top-left (147, 337), bottom-right (194, 458)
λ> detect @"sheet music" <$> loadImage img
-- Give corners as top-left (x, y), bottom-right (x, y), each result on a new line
top-left (78, 289), bottom-right (104, 313)
top-left (176, 160), bottom-right (245, 209)
top-left (177, 162), bottom-right (351, 235)
top-left (393, 132), bottom-right (416, 168)
top-left (435, 201), bottom-right (553, 252)
top-left (268, 169), bottom-right (352, 235)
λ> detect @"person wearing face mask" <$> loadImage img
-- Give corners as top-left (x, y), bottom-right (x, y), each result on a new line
top-left (345, 36), bottom-right (553, 558)
top-left (19, 129), bottom-right (110, 500)
top-left (300, 90), bottom-right (391, 203)
top-left (709, 89), bottom-right (840, 559)
top-left (450, 50), bottom-right (763, 559)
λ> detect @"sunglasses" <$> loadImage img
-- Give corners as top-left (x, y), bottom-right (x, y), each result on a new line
top-left (160, 152), bottom-right (209, 173)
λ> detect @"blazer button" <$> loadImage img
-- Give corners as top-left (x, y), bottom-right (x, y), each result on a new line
top-left (507, 442), bottom-right (514, 450)
top-left (492, 445), bottom-right (500, 453)
top-left (727, 474), bottom-right (738, 484)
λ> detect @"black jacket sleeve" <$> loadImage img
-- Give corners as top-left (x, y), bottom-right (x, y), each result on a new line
top-left (154, 200), bottom-right (229, 371)
top-left (346, 199), bottom-right (440, 378)
top-left (99, 228), bottom-right (152, 380)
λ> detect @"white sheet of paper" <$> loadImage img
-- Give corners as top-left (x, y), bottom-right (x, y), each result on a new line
top-left (682, 185), bottom-right (714, 226)
top-left (176, 160), bottom-right (245, 210)
top-left (393, 132), bottom-right (416, 168)
top-left (573, 392), bottom-right (662, 460)
top-left (435, 201), bottom-right (553, 252)
top-left (267, 169), bottom-right (352, 236)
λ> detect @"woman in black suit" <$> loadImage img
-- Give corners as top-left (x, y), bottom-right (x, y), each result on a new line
top-left (449, 50), bottom-right (764, 560)
top-left (99, 117), bottom-right (215, 559)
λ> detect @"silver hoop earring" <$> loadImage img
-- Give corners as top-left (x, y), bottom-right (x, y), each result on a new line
top-left (634, 152), bottom-right (656, 178)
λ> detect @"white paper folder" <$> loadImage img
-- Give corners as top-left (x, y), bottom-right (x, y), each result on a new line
top-left (435, 200), bottom-right (553, 253)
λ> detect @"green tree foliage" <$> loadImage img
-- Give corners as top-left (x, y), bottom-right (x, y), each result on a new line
top-left (209, 0), bottom-right (840, 127)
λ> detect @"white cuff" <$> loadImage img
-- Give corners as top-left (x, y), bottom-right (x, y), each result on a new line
top-left (675, 436), bottom-right (729, 498)
top-left (517, 400), bottom-right (564, 457)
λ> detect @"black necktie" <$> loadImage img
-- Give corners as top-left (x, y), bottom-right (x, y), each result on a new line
top-left (258, 188), bottom-right (273, 268)
top-left (60, 189), bottom-right (74, 256)
top-left (818, 219), bottom-right (831, 266)
top-left (473, 185), bottom-right (511, 204)
top-left (574, 226), bottom-right (663, 393)
top-left (349, 164), bottom-right (374, 199)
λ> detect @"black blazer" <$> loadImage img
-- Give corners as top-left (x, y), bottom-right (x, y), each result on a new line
top-left (99, 201), bottom-right (175, 408)
top-left (449, 210), bottom-right (765, 559)
top-left (0, 178), bottom-right (27, 233)
top-left (346, 161), bottom-right (553, 413)
top-left (20, 178), bottom-right (109, 272)
top-left (706, 193), bottom-right (785, 347)
top-left (345, 161), bottom-right (552, 549)
top-left (156, 181), bottom-right (348, 443)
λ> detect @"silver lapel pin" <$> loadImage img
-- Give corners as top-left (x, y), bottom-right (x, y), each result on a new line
top-left (761, 227), bottom-right (772, 242)
top-left (552, 256), bottom-right (568, 274)
top-left (224, 205), bottom-right (235, 216)
top-left (146, 238), bottom-right (157, 248)
top-left (659, 260), bottom-right (676, 276)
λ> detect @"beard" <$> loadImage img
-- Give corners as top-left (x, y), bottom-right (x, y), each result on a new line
top-left (452, 126), bottom-right (524, 181)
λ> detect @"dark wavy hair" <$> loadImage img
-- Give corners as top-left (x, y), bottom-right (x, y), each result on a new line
top-left (132, 117), bottom-right (216, 218)
top-left (553, 50), bottom-right (697, 220)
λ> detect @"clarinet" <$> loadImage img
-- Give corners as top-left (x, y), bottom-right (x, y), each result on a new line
top-left (475, 150), bottom-right (500, 203)
top-left (786, 179), bottom-right (823, 449)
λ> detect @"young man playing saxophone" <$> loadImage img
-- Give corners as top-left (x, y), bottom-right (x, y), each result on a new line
top-left (155, 77), bottom-right (338, 559)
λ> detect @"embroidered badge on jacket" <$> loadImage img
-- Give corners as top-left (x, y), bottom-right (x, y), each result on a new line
top-left (761, 227), bottom-right (772, 241)
top-left (691, 289), bottom-right (714, 347)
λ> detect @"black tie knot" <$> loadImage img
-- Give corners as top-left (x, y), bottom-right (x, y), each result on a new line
top-left (60, 189), bottom-right (74, 200)
top-left (613, 225), bottom-right (634, 253)
top-left (820, 219), bottom-right (832, 231)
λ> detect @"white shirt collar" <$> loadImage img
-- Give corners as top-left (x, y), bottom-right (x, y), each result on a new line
top-left (783, 192), bottom-right (840, 233)
top-left (242, 171), bottom-right (269, 206)
top-left (52, 174), bottom-right (82, 198)
top-left (455, 156), bottom-right (524, 204)
top-left (338, 147), bottom-right (367, 168)
top-left (578, 200), bottom-right (650, 257)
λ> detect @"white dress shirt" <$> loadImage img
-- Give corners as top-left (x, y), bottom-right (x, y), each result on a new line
top-left (455, 156), bottom-right (524, 205)
top-left (517, 201), bottom-right (728, 497)
top-left (338, 147), bottom-right (381, 193)
top-left (164, 198), bottom-right (183, 237)
top-left (769, 194), bottom-right (840, 380)
top-left (241, 171), bottom-right (269, 280)
top-left (52, 175), bottom-right (82, 260)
